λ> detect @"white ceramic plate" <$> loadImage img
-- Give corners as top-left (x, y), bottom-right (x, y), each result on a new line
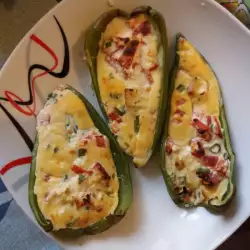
top-left (0, 0), bottom-right (250, 249)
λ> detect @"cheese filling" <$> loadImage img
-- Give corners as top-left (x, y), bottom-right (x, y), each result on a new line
top-left (34, 86), bottom-right (119, 230)
top-left (97, 14), bottom-right (163, 167)
top-left (165, 37), bottom-right (231, 206)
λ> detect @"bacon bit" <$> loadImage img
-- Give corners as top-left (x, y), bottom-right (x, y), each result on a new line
top-left (207, 115), bottom-right (212, 127)
top-left (172, 117), bottom-right (182, 124)
top-left (72, 165), bottom-right (93, 175)
top-left (118, 40), bottom-right (139, 69)
top-left (149, 63), bottom-right (159, 71)
top-left (93, 162), bottom-right (110, 180)
top-left (133, 21), bottom-right (151, 36)
top-left (175, 109), bottom-right (185, 117)
top-left (203, 155), bottom-right (219, 167)
top-left (165, 139), bottom-right (173, 155)
top-left (208, 172), bottom-right (223, 185)
top-left (176, 98), bottom-right (186, 106)
top-left (146, 71), bottom-right (153, 84)
top-left (215, 159), bottom-right (228, 176)
top-left (75, 199), bottom-right (85, 209)
top-left (108, 111), bottom-right (122, 123)
top-left (132, 62), bottom-right (138, 69)
top-left (191, 139), bottom-right (205, 158)
top-left (96, 135), bottom-right (106, 148)
top-left (202, 133), bottom-right (212, 142)
top-left (192, 118), bottom-right (212, 142)
top-left (192, 118), bottom-right (209, 132)
top-left (187, 84), bottom-right (194, 96)
top-left (214, 117), bottom-right (223, 138)
top-left (43, 174), bottom-right (50, 182)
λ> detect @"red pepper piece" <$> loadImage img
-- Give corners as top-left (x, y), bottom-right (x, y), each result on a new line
top-left (108, 111), bottom-right (122, 123)
top-left (96, 135), bottom-right (106, 148)
top-left (93, 162), bottom-right (110, 180)
top-left (203, 155), bottom-right (219, 167)
top-left (214, 117), bottom-right (223, 138)
top-left (71, 165), bottom-right (93, 175)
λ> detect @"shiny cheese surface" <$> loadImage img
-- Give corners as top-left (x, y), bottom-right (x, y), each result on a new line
top-left (165, 37), bottom-right (231, 206)
top-left (97, 14), bottom-right (163, 167)
top-left (34, 86), bottom-right (119, 230)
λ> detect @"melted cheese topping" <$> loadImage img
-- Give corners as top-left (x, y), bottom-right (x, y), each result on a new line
top-left (34, 86), bottom-right (119, 230)
top-left (165, 37), bottom-right (231, 206)
top-left (97, 14), bottom-right (163, 167)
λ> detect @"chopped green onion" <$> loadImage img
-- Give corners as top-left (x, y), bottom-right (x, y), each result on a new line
top-left (115, 106), bottom-right (126, 116)
top-left (109, 72), bottom-right (114, 79)
top-left (105, 40), bottom-right (112, 48)
top-left (209, 143), bottom-right (221, 154)
top-left (176, 84), bottom-right (185, 92)
top-left (78, 175), bottom-right (85, 184)
top-left (196, 167), bottom-right (210, 177)
top-left (110, 93), bottom-right (121, 99)
top-left (134, 116), bottom-right (140, 133)
top-left (64, 174), bottom-right (68, 181)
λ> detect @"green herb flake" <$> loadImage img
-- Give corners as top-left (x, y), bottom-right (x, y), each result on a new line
top-left (176, 84), bottom-right (185, 92)
top-left (54, 147), bottom-right (59, 153)
top-left (78, 148), bottom-right (87, 157)
top-left (64, 174), bottom-right (68, 181)
top-left (110, 93), bottom-right (121, 99)
top-left (47, 92), bottom-right (57, 100)
top-left (78, 175), bottom-right (85, 184)
top-left (105, 40), bottom-right (112, 48)
top-left (85, 206), bottom-right (89, 211)
top-left (134, 116), bottom-right (140, 133)
top-left (109, 72), bottom-right (114, 79)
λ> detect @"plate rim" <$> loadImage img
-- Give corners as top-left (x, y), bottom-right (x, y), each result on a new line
top-left (0, 0), bottom-right (249, 249)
